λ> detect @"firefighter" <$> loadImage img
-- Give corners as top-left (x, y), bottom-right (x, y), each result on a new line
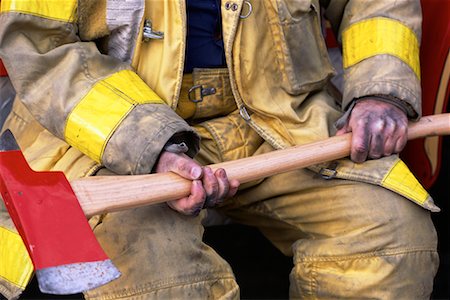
top-left (0, 0), bottom-right (439, 299)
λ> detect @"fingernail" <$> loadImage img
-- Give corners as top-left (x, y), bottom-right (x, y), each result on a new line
top-left (191, 205), bottom-right (202, 216)
top-left (191, 167), bottom-right (202, 179)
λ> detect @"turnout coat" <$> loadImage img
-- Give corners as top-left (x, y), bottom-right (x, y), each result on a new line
top-left (0, 1), bottom-right (438, 298)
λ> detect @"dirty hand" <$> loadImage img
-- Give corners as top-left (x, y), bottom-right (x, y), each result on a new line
top-left (155, 151), bottom-right (240, 215)
top-left (336, 98), bottom-right (408, 163)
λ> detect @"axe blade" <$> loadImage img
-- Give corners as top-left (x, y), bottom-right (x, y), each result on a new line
top-left (0, 130), bottom-right (120, 294)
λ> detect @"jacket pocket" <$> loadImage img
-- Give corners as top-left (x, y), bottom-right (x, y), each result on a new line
top-left (265, 0), bottom-right (335, 95)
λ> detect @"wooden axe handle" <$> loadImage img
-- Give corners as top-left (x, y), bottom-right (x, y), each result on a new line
top-left (72, 113), bottom-right (450, 218)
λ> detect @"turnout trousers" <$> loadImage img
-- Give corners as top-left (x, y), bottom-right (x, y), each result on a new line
top-left (84, 129), bottom-right (438, 300)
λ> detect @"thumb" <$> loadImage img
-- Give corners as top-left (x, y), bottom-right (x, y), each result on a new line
top-left (157, 151), bottom-right (203, 180)
top-left (335, 126), bottom-right (349, 136)
top-left (334, 115), bottom-right (350, 136)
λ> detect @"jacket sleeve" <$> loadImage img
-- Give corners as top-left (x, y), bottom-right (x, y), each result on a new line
top-left (322, 0), bottom-right (422, 119)
top-left (0, 1), bottom-right (199, 175)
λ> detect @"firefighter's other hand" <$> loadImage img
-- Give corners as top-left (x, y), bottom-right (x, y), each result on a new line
top-left (155, 151), bottom-right (240, 215)
top-left (336, 99), bottom-right (408, 163)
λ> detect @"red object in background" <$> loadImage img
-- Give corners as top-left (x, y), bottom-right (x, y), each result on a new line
top-left (400, 0), bottom-right (450, 188)
top-left (0, 60), bottom-right (6, 77)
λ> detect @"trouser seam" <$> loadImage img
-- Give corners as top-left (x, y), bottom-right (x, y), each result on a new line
top-left (295, 248), bottom-right (437, 298)
top-left (311, 263), bottom-right (318, 297)
top-left (85, 273), bottom-right (236, 300)
top-left (295, 247), bottom-right (437, 263)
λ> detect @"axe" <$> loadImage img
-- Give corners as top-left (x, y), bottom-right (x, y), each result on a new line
top-left (1, 113), bottom-right (449, 295)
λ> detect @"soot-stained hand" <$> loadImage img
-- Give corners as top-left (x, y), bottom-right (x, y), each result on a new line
top-left (154, 151), bottom-right (240, 216)
top-left (336, 98), bottom-right (408, 163)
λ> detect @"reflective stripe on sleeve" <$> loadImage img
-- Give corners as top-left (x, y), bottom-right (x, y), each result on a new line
top-left (381, 160), bottom-right (428, 205)
top-left (0, 0), bottom-right (77, 22)
top-left (64, 70), bottom-right (164, 163)
top-left (343, 17), bottom-right (420, 79)
top-left (0, 226), bottom-right (33, 289)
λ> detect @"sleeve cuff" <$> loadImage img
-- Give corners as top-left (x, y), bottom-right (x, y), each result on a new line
top-left (102, 104), bottom-right (200, 175)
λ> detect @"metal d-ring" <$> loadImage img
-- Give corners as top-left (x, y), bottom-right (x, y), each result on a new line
top-left (188, 85), bottom-right (216, 103)
top-left (240, 1), bottom-right (252, 19)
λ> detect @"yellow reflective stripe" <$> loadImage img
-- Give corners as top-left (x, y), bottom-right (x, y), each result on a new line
top-left (0, 226), bottom-right (33, 289)
top-left (382, 160), bottom-right (428, 205)
top-left (65, 70), bottom-right (164, 162)
top-left (343, 17), bottom-right (420, 79)
top-left (0, 0), bottom-right (77, 22)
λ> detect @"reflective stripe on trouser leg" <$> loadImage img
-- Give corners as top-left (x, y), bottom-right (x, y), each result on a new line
top-left (84, 170), bottom-right (239, 300)
top-left (215, 145), bottom-right (438, 299)
top-left (0, 201), bottom-right (33, 300)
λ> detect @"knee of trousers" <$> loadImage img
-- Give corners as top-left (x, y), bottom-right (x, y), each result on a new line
top-left (290, 186), bottom-right (439, 299)
top-left (84, 204), bottom-right (239, 299)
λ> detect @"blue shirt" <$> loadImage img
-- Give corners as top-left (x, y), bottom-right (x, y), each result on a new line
top-left (184, 0), bottom-right (226, 73)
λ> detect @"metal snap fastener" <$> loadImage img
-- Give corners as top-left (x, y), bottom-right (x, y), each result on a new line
top-left (142, 19), bottom-right (164, 42)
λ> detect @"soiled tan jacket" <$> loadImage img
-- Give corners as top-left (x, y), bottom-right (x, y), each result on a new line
top-left (131, 0), bottom-right (422, 149)
top-left (0, 2), bottom-right (439, 298)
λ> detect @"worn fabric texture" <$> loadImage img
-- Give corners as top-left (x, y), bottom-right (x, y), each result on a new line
top-left (0, 0), bottom-right (439, 299)
top-left (0, 77), bottom-right (13, 128)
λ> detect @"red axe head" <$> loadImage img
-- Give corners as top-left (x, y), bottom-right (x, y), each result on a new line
top-left (0, 130), bottom-right (120, 294)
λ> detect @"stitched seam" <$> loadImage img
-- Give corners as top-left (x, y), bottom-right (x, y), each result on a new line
top-left (171, 0), bottom-right (186, 110)
top-left (348, 80), bottom-right (417, 102)
top-left (295, 247), bottom-right (436, 263)
top-left (123, 277), bottom-right (236, 299)
top-left (201, 122), bottom-right (226, 162)
top-left (311, 262), bottom-right (317, 297)
top-left (86, 273), bottom-right (236, 300)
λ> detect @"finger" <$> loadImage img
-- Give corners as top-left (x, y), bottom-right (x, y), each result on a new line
top-left (382, 119), bottom-right (397, 156)
top-left (369, 118), bottom-right (395, 158)
top-left (214, 168), bottom-right (230, 204)
top-left (159, 152), bottom-right (203, 180)
top-left (176, 157), bottom-right (203, 180)
top-left (203, 167), bottom-right (219, 202)
top-left (368, 132), bottom-right (384, 159)
top-left (350, 122), bottom-right (370, 163)
top-left (227, 179), bottom-right (240, 198)
top-left (394, 122), bottom-right (408, 153)
top-left (368, 118), bottom-right (387, 159)
top-left (383, 135), bottom-right (397, 156)
top-left (168, 180), bottom-right (206, 215)
top-left (394, 131), bottom-right (408, 153)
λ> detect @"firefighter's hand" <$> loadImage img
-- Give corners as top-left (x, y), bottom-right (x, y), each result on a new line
top-left (155, 151), bottom-right (240, 215)
top-left (336, 99), bottom-right (408, 163)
